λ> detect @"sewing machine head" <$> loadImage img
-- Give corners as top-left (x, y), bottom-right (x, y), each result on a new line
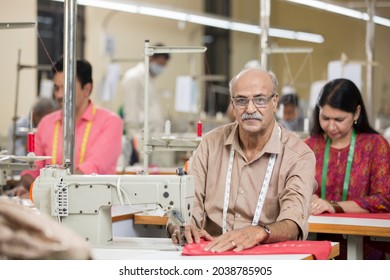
top-left (32, 166), bottom-right (195, 245)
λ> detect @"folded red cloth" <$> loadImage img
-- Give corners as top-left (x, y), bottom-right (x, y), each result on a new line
top-left (182, 240), bottom-right (332, 260)
top-left (318, 213), bottom-right (390, 220)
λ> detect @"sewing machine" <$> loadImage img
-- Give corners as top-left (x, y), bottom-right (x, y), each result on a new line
top-left (0, 151), bottom-right (50, 195)
top-left (31, 166), bottom-right (195, 245)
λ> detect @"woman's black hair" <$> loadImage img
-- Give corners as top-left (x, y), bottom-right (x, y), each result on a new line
top-left (310, 78), bottom-right (377, 135)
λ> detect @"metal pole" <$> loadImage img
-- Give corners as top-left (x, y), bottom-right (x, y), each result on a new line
top-left (141, 43), bottom-right (207, 172)
top-left (63, 0), bottom-right (77, 173)
top-left (12, 49), bottom-right (21, 156)
top-left (365, 0), bottom-right (375, 123)
top-left (143, 40), bottom-right (150, 171)
top-left (260, 0), bottom-right (271, 70)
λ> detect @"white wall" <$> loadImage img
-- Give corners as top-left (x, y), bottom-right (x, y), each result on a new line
top-left (0, 0), bottom-right (37, 149)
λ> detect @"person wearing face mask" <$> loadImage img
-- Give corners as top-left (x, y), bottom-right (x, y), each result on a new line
top-left (305, 78), bottom-right (390, 259)
top-left (120, 43), bottom-right (170, 166)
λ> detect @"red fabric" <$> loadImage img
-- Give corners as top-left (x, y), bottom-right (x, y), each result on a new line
top-left (318, 213), bottom-right (390, 220)
top-left (305, 133), bottom-right (390, 213)
top-left (182, 240), bottom-right (332, 260)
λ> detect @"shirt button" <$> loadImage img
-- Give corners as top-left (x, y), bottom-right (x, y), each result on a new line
top-left (235, 213), bottom-right (241, 218)
top-left (240, 188), bottom-right (245, 194)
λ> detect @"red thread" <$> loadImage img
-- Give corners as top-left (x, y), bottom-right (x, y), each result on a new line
top-left (27, 132), bottom-right (35, 153)
top-left (197, 121), bottom-right (202, 137)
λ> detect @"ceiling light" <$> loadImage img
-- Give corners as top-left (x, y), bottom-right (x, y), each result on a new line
top-left (187, 14), bottom-right (231, 30)
top-left (139, 7), bottom-right (187, 21)
top-left (52, 0), bottom-right (324, 43)
top-left (230, 22), bottom-right (260, 34)
top-left (286, 0), bottom-right (390, 28)
top-left (78, 0), bottom-right (138, 13)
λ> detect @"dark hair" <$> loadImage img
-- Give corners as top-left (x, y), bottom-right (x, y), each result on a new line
top-left (52, 57), bottom-right (93, 87)
top-left (152, 43), bottom-right (170, 60)
top-left (279, 93), bottom-right (299, 108)
top-left (310, 78), bottom-right (377, 135)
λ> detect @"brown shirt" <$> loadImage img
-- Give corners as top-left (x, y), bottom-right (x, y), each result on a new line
top-left (190, 122), bottom-right (316, 239)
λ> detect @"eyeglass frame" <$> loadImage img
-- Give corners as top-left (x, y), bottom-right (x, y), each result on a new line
top-left (231, 93), bottom-right (276, 108)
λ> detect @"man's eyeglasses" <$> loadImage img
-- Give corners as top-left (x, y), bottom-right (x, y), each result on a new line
top-left (231, 94), bottom-right (275, 108)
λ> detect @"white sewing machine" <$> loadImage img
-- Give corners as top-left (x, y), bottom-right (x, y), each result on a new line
top-left (0, 151), bottom-right (51, 195)
top-left (31, 166), bottom-right (195, 246)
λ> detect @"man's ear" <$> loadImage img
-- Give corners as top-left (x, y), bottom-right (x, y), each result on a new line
top-left (273, 94), bottom-right (279, 112)
top-left (83, 82), bottom-right (93, 96)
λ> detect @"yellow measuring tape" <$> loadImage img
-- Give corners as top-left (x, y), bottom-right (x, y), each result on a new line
top-left (52, 106), bottom-right (96, 165)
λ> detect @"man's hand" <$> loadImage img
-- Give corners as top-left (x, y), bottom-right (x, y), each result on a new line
top-left (6, 186), bottom-right (29, 198)
top-left (0, 197), bottom-right (92, 260)
top-left (204, 225), bottom-right (264, 253)
top-left (169, 224), bottom-right (213, 245)
top-left (7, 174), bottom-right (34, 198)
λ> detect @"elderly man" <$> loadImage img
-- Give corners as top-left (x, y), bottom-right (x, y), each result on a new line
top-left (168, 67), bottom-right (316, 253)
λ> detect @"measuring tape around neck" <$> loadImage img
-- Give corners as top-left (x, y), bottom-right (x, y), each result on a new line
top-left (221, 127), bottom-right (280, 234)
top-left (51, 105), bottom-right (96, 165)
top-left (321, 129), bottom-right (356, 201)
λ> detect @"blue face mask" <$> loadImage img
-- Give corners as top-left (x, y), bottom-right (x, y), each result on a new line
top-left (150, 62), bottom-right (165, 76)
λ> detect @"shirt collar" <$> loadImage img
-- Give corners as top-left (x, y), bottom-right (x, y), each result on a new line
top-left (225, 121), bottom-right (282, 155)
top-left (81, 101), bottom-right (95, 121)
top-left (58, 100), bottom-right (94, 122)
top-left (48, 108), bottom-right (61, 123)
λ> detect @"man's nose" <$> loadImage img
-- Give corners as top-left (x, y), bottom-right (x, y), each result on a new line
top-left (246, 99), bottom-right (257, 113)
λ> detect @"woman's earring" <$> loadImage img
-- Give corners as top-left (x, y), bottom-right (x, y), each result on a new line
top-left (354, 120), bottom-right (357, 125)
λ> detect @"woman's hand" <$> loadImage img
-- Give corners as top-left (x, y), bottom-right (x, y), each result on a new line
top-left (310, 194), bottom-right (334, 215)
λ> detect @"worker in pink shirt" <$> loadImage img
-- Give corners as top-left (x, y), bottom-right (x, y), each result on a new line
top-left (10, 58), bottom-right (123, 197)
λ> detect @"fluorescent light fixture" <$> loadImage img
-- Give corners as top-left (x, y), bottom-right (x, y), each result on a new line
top-left (268, 28), bottom-right (324, 43)
top-left (52, 0), bottom-right (324, 43)
top-left (139, 7), bottom-right (187, 21)
top-left (187, 14), bottom-right (231, 30)
top-left (286, 0), bottom-right (390, 28)
top-left (264, 47), bottom-right (313, 54)
top-left (230, 22), bottom-right (260, 34)
top-left (78, 0), bottom-right (138, 13)
top-left (374, 15), bottom-right (390, 27)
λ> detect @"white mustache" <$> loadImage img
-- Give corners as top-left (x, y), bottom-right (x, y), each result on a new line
top-left (242, 112), bottom-right (263, 121)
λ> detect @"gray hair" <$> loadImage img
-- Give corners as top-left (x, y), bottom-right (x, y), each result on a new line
top-left (33, 97), bottom-right (57, 117)
top-left (229, 68), bottom-right (278, 97)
